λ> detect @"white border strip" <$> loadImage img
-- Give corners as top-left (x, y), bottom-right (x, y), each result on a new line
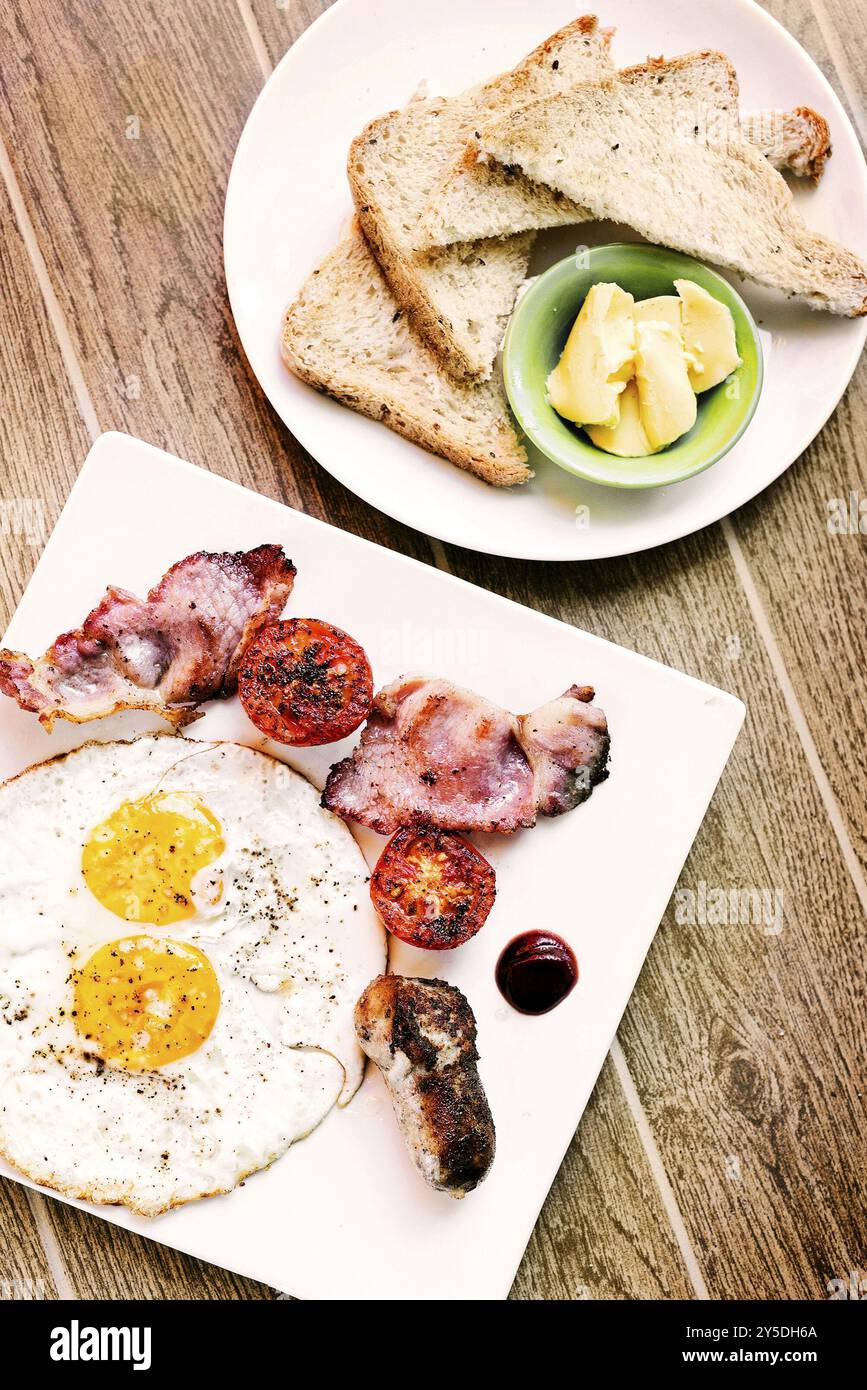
top-left (25, 1190), bottom-right (75, 1300)
top-left (235, 0), bottom-right (274, 81)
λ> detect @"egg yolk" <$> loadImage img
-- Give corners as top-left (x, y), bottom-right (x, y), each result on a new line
top-left (82, 791), bottom-right (225, 925)
top-left (73, 936), bottom-right (220, 1069)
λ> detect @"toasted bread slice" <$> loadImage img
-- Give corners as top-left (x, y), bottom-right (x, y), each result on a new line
top-left (475, 55), bottom-right (867, 316)
top-left (421, 52), bottom-right (833, 248)
top-left (421, 49), bottom-right (738, 247)
top-left (281, 223), bottom-right (530, 487)
top-left (347, 16), bottom-right (614, 382)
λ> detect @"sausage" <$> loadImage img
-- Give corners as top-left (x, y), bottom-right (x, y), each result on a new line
top-left (354, 974), bottom-right (495, 1197)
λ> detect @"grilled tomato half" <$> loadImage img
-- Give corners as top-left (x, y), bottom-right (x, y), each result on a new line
top-left (370, 826), bottom-right (496, 949)
top-left (239, 618), bottom-right (373, 746)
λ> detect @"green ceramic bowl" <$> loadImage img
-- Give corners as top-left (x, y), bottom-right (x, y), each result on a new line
top-left (503, 243), bottom-right (763, 489)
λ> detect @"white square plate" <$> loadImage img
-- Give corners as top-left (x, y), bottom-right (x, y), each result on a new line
top-left (0, 434), bottom-right (744, 1298)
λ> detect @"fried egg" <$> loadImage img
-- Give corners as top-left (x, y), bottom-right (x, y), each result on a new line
top-left (0, 736), bottom-right (385, 1215)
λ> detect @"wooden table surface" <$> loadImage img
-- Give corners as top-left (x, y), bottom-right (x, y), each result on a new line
top-left (0, 0), bottom-right (864, 1301)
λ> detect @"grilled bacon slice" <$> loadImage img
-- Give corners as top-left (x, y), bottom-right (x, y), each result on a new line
top-left (517, 683), bottom-right (610, 816)
top-left (323, 676), bottom-right (609, 834)
top-left (354, 974), bottom-right (495, 1197)
top-left (0, 546), bottom-right (295, 730)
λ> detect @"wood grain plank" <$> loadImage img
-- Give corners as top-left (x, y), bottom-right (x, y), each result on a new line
top-left (0, 180), bottom-right (89, 629)
top-left (0, 1189), bottom-right (58, 1299)
top-left (0, 0), bottom-right (430, 563)
top-left (759, 0), bottom-right (863, 123)
top-left (443, 524), bottom-right (867, 1299)
top-left (0, 0), bottom-right (695, 1302)
top-left (248, 0), bottom-right (327, 63)
top-left (511, 1055), bottom-right (693, 1300)
top-left (0, 169), bottom-right (89, 1303)
top-left (726, 0), bottom-right (867, 878)
top-left (765, 0), bottom-right (867, 142)
top-left (732, 358), bottom-right (867, 876)
top-left (37, 1200), bottom-right (274, 1300)
top-left (812, 0), bottom-right (867, 75)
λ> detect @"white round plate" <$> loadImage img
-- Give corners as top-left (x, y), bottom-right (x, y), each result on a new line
top-left (224, 0), bottom-right (867, 561)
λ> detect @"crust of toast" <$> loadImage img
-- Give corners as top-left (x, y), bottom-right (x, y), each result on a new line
top-left (473, 15), bottom-right (613, 111)
top-left (795, 106), bottom-right (831, 181)
top-left (791, 106), bottom-right (831, 181)
top-left (741, 104), bottom-right (831, 182)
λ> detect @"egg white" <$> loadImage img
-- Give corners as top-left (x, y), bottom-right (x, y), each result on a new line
top-left (0, 735), bottom-right (386, 1216)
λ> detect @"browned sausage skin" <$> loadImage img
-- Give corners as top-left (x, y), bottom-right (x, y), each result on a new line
top-left (354, 975), bottom-right (495, 1197)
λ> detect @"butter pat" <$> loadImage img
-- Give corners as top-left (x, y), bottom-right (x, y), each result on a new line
top-left (547, 282), bottom-right (635, 426)
top-left (585, 380), bottom-right (654, 457)
top-left (633, 295), bottom-right (682, 331)
top-left (547, 277), bottom-right (738, 459)
top-left (634, 320), bottom-right (697, 451)
top-left (675, 279), bottom-right (741, 392)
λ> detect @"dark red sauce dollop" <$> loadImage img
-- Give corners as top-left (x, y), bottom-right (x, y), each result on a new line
top-left (495, 931), bottom-right (578, 1015)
